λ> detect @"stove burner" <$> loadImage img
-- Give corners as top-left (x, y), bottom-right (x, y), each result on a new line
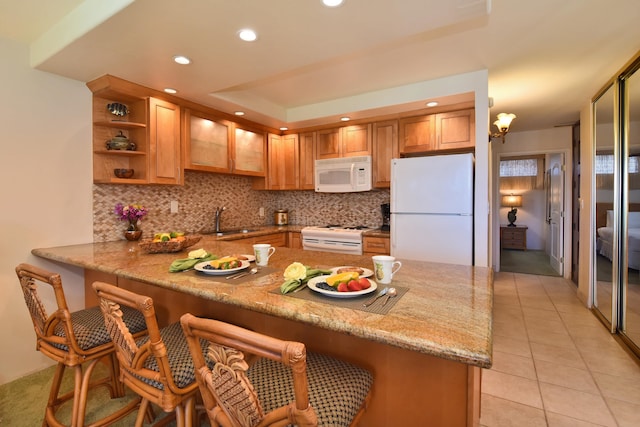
top-left (344, 225), bottom-right (368, 230)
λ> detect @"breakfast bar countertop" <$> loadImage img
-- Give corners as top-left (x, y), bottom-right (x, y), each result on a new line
top-left (32, 235), bottom-right (493, 369)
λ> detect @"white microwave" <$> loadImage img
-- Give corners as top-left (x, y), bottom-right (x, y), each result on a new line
top-left (314, 155), bottom-right (372, 193)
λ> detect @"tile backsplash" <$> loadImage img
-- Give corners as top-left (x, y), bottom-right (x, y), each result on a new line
top-left (94, 171), bottom-right (390, 242)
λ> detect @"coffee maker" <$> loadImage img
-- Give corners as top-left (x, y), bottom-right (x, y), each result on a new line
top-left (380, 203), bottom-right (391, 231)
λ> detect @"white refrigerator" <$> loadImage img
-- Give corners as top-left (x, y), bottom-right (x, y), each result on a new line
top-left (390, 153), bottom-right (474, 265)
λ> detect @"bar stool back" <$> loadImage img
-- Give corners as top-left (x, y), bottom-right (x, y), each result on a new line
top-left (15, 263), bottom-right (146, 426)
top-left (180, 313), bottom-right (373, 427)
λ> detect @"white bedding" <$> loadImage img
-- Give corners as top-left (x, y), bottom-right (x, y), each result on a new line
top-left (597, 226), bottom-right (640, 270)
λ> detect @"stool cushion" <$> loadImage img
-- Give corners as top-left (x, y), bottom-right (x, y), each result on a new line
top-left (247, 352), bottom-right (373, 427)
top-left (137, 322), bottom-right (209, 390)
top-left (53, 305), bottom-right (146, 351)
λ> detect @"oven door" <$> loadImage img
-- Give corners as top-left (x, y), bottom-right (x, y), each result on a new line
top-left (302, 237), bottom-right (363, 255)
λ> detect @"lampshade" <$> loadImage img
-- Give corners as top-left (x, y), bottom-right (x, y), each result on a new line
top-left (494, 113), bottom-right (516, 133)
top-left (501, 194), bottom-right (522, 208)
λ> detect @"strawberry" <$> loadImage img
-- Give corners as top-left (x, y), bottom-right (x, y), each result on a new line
top-left (347, 279), bottom-right (362, 291)
top-left (358, 277), bottom-right (371, 290)
top-left (337, 282), bottom-right (350, 292)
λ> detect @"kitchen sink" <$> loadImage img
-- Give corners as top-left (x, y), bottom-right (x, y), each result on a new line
top-left (211, 228), bottom-right (255, 236)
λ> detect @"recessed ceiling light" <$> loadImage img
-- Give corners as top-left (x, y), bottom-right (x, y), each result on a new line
top-left (323, 0), bottom-right (344, 7)
top-left (238, 29), bottom-right (257, 42)
top-left (164, 88), bottom-right (177, 94)
top-left (234, 111), bottom-right (245, 116)
top-left (426, 101), bottom-right (439, 107)
top-left (173, 55), bottom-right (191, 65)
top-left (280, 127), bottom-right (288, 131)
top-left (340, 116), bottom-right (350, 122)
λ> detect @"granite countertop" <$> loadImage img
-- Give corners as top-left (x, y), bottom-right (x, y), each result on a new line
top-left (32, 235), bottom-right (493, 368)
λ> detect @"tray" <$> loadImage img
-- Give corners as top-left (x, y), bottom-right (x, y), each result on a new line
top-left (138, 234), bottom-right (202, 253)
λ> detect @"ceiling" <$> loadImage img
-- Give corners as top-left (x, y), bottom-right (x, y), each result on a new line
top-left (2, 0), bottom-right (640, 132)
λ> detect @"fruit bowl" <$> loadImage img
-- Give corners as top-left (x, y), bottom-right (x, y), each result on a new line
top-left (138, 234), bottom-right (202, 253)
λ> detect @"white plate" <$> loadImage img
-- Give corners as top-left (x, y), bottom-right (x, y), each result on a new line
top-left (330, 266), bottom-right (373, 278)
top-left (194, 260), bottom-right (250, 275)
top-left (307, 275), bottom-right (377, 298)
top-left (240, 254), bottom-right (256, 262)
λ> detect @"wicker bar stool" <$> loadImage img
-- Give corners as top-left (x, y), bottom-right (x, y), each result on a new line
top-left (15, 263), bottom-right (147, 427)
top-left (92, 281), bottom-right (207, 427)
top-left (180, 313), bottom-right (374, 427)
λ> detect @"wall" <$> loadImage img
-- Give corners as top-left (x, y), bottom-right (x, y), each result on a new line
top-left (492, 127), bottom-right (573, 275)
top-left (0, 37), bottom-right (93, 384)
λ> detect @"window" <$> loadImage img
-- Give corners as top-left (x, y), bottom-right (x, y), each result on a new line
top-left (500, 158), bottom-right (538, 177)
top-left (499, 155), bottom-right (545, 191)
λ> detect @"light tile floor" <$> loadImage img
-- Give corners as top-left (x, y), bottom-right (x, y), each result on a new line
top-left (480, 272), bottom-right (640, 427)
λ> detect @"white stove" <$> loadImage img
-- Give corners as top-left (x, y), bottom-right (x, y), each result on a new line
top-left (301, 225), bottom-right (374, 255)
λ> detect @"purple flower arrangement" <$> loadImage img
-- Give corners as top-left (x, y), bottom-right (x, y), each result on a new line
top-left (114, 203), bottom-right (148, 223)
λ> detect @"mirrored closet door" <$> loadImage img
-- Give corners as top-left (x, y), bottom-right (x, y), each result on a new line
top-left (592, 53), bottom-right (640, 355)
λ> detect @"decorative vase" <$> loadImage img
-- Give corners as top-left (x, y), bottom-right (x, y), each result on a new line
top-left (123, 221), bottom-right (142, 241)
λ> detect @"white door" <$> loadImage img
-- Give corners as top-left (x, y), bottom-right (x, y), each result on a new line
top-left (549, 155), bottom-right (564, 274)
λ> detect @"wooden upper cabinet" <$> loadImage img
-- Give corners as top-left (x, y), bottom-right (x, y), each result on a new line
top-left (316, 124), bottom-right (371, 159)
top-left (183, 109), bottom-right (232, 173)
top-left (435, 109), bottom-right (475, 151)
top-left (399, 115), bottom-right (437, 154)
top-left (341, 124), bottom-right (372, 157)
top-left (399, 109), bottom-right (475, 155)
top-left (233, 124), bottom-right (266, 176)
top-left (149, 98), bottom-right (182, 185)
top-left (372, 120), bottom-right (398, 188)
top-left (316, 128), bottom-right (341, 159)
top-left (267, 133), bottom-right (299, 190)
top-left (298, 131), bottom-right (316, 190)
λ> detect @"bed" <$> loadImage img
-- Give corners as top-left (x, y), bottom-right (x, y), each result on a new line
top-left (596, 203), bottom-right (640, 270)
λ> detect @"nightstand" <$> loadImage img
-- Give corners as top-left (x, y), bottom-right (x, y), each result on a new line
top-left (500, 225), bottom-right (528, 250)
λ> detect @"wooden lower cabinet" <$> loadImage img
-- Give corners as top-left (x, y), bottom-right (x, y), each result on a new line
top-left (288, 232), bottom-right (302, 249)
top-left (363, 235), bottom-right (390, 255)
top-left (84, 270), bottom-right (481, 427)
top-left (252, 232), bottom-right (287, 247)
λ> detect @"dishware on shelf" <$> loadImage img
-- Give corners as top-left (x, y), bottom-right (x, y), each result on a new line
top-left (114, 168), bottom-right (134, 179)
top-left (106, 131), bottom-right (136, 150)
top-left (253, 244), bottom-right (275, 266)
top-left (372, 256), bottom-right (402, 285)
top-left (106, 102), bottom-right (129, 117)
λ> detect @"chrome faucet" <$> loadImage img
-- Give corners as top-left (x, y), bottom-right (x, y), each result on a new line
top-left (214, 206), bottom-right (226, 233)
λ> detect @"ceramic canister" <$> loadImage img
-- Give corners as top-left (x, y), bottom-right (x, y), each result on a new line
top-left (274, 209), bottom-right (288, 225)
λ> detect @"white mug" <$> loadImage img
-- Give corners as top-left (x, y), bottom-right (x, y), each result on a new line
top-left (253, 244), bottom-right (276, 266)
top-left (372, 255), bottom-right (402, 285)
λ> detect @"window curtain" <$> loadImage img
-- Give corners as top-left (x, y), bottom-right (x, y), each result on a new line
top-left (499, 155), bottom-right (545, 191)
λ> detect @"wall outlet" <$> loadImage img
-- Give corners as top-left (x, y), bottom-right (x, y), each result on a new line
top-left (259, 207), bottom-right (265, 218)
top-left (170, 200), bottom-right (179, 214)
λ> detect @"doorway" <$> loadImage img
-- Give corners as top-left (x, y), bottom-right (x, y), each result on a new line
top-left (496, 151), bottom-right (570, 277)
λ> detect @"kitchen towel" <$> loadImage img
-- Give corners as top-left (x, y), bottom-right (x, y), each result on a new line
top-left (273, 286), bottom-right (408, 315)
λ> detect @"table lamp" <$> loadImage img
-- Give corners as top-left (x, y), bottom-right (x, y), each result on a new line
top-left (501, 194), bottom-right (523, 227)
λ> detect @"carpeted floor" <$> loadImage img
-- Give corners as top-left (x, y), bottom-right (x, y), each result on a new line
top-left (0, 362), bottom-right (194, 426)
top-left (500, 249), bottom-right (561, 276)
